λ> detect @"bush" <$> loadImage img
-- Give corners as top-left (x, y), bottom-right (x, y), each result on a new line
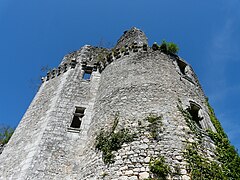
top-left (158, 40), bottom-right (179, 55)
top-left (159, 40), bottom-right (168, 53)
top-left (149, 156), bottom-right (171, 179)
top-left (167, 42), bottom-right (179, 54)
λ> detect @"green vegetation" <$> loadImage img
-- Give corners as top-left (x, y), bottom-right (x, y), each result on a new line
top-left (166, 42), bottom-right (179, 54)
top-left (177, 99), bottom-right (240, 179)
top-left (152, 40), bottom-right (179, 55)
top-left (97, 53), bottom-right (106, 63)
top-left (145, 114), bottom-right (163, 140)
top-left (148, 156), bottom-right (171, 180)
top-left (206, 100), bottom-right (240, 179)
top-left (95, 115), bottom-right (135, 164)
top-left (178, 102), bottom-right (225, 179)
top-left (177, 103), bottom-right (202, 140)
top-left (159, 41), bottom-right (168, 53)
top-left (0, 126), bottom-right (14, 145)
top-left (184, 143), bottom-right (224, 179)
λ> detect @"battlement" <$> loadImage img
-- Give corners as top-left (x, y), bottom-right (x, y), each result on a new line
top-left (41, 42), bottom-right (198, 89)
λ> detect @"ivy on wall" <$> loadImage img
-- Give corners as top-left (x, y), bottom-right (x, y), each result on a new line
top-left (95, 115), bottom-right (135, 164)
top-left (178, 99), bottom-right (240, 179)
top-left (184, 143), bottom-right (224, 179)
top-left (206, 100), bottom-right (240, 179)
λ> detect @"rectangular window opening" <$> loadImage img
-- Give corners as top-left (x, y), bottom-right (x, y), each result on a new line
top-left (177, 59), bottom-right (187, 75)
top-left (187, 102), bottom-right (203, 129)
top-left (83, 68), bottom-right (93, 80)
top-left (69, 107), bottom-right (86, 130)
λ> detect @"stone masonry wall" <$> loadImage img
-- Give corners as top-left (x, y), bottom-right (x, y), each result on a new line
top-left (0, 46), bottom-right (103, 179)
top-left (23, 48), bottom-right (102, 179)
top-left (0, 28), bottom-right (217, 180)
top-left (0, 68), bottom-right (63, 179)
top-left (75, 48), bottom-right (216, 179)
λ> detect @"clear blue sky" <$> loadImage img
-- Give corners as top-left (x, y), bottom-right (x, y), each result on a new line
top-left (0, 0), bottom-right (239, 150)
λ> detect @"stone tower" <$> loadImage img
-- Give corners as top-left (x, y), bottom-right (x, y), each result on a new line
top-left (0, 27), bottom-right (228, 179)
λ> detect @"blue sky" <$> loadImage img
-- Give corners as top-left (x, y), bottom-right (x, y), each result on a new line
top-left (0, 0), bottom-right (239, 150)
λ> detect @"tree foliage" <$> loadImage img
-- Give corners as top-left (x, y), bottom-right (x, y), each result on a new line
top-left (0, 126), bottom-right (14, 145)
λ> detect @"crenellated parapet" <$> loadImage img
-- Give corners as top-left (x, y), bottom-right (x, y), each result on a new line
top-left (41, 59), bottom-right (78, 83)
top-left (40, 41), bottom-right (199, 89)
top-left (96, 43), bottom-right (148, 72)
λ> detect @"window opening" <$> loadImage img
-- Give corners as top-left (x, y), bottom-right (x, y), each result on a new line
top-left (176, 59), bottom-right (187, 75)
top-left (187, 102), bottom-right (203, 129)
top-left (70, 107), bottom-right (85, 129)
top-left (83, 67), bottom-right (93, 80)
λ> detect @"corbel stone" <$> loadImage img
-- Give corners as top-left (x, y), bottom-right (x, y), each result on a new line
top-left (46, 72), bottom-right (51, 81)
top-left (63, 63), bottom-right (68, 72)
top-left (107, 53), bottom-right (113, 63)
top-left (57, 66), bottom-right (62, 76)
top-left (133, 48), bottom-right (138, 53)
top-left (81, 61), bottom-right (87, 68)
top-left (124, 50), bottom-right (129, 56)
top-left (70, 59), bottom-right (77, 68)
top-left (152, 43), bottom-right (159, 51)
top-left (143, 44), bottom-right (148, 51)
top-left (41, 77), bottom-right (45, 83)
top-left (51, 68), bottom-right (56, 78)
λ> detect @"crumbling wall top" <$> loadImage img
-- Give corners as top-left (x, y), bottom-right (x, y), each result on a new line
top-left (115, 27), bottom-right (148, 49)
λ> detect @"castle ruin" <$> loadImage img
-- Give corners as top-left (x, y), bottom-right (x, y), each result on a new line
top-left (0, 27), bottom-right (232, 179)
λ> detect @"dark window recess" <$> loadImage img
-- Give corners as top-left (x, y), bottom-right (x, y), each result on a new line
top-left (83, 68), bottom-right (93, 80)
top-left (70, 107), bottom-right (85, 128)
top-left (177, 59), bottom-right (187, 75)
top-left (187, 102), bottom-right (203, 129)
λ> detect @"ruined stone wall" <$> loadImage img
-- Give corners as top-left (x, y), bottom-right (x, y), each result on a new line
top-left (0, 68), bottom-right (63, 179)
top-left (76, 47), bottom-right (216, 179)
top-left (23, 49), bottom-right (104, 179)
top-left (0, 28), bottom-right (218, 180)
top-left (0, 46), bottom-right (104, 179)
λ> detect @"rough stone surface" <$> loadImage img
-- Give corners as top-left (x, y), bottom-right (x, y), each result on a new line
top-left (0, 144), bottom-right (4, 155)
top-left (0, 27), bottom-right (217, 180)
top-left (139, 172), bottom-right (149, 179)
top-left (115, 27), bottom-right (148, 49)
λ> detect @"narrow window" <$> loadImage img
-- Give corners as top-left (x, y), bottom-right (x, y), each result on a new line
top-left (187, 102), bottom-right (203, 129)
top-left (70, 107), bottom-right (85, 129)
top-left (83, 68), bottom-right (92, 80)
top-left (176, 59), bottom-right (187, 75)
